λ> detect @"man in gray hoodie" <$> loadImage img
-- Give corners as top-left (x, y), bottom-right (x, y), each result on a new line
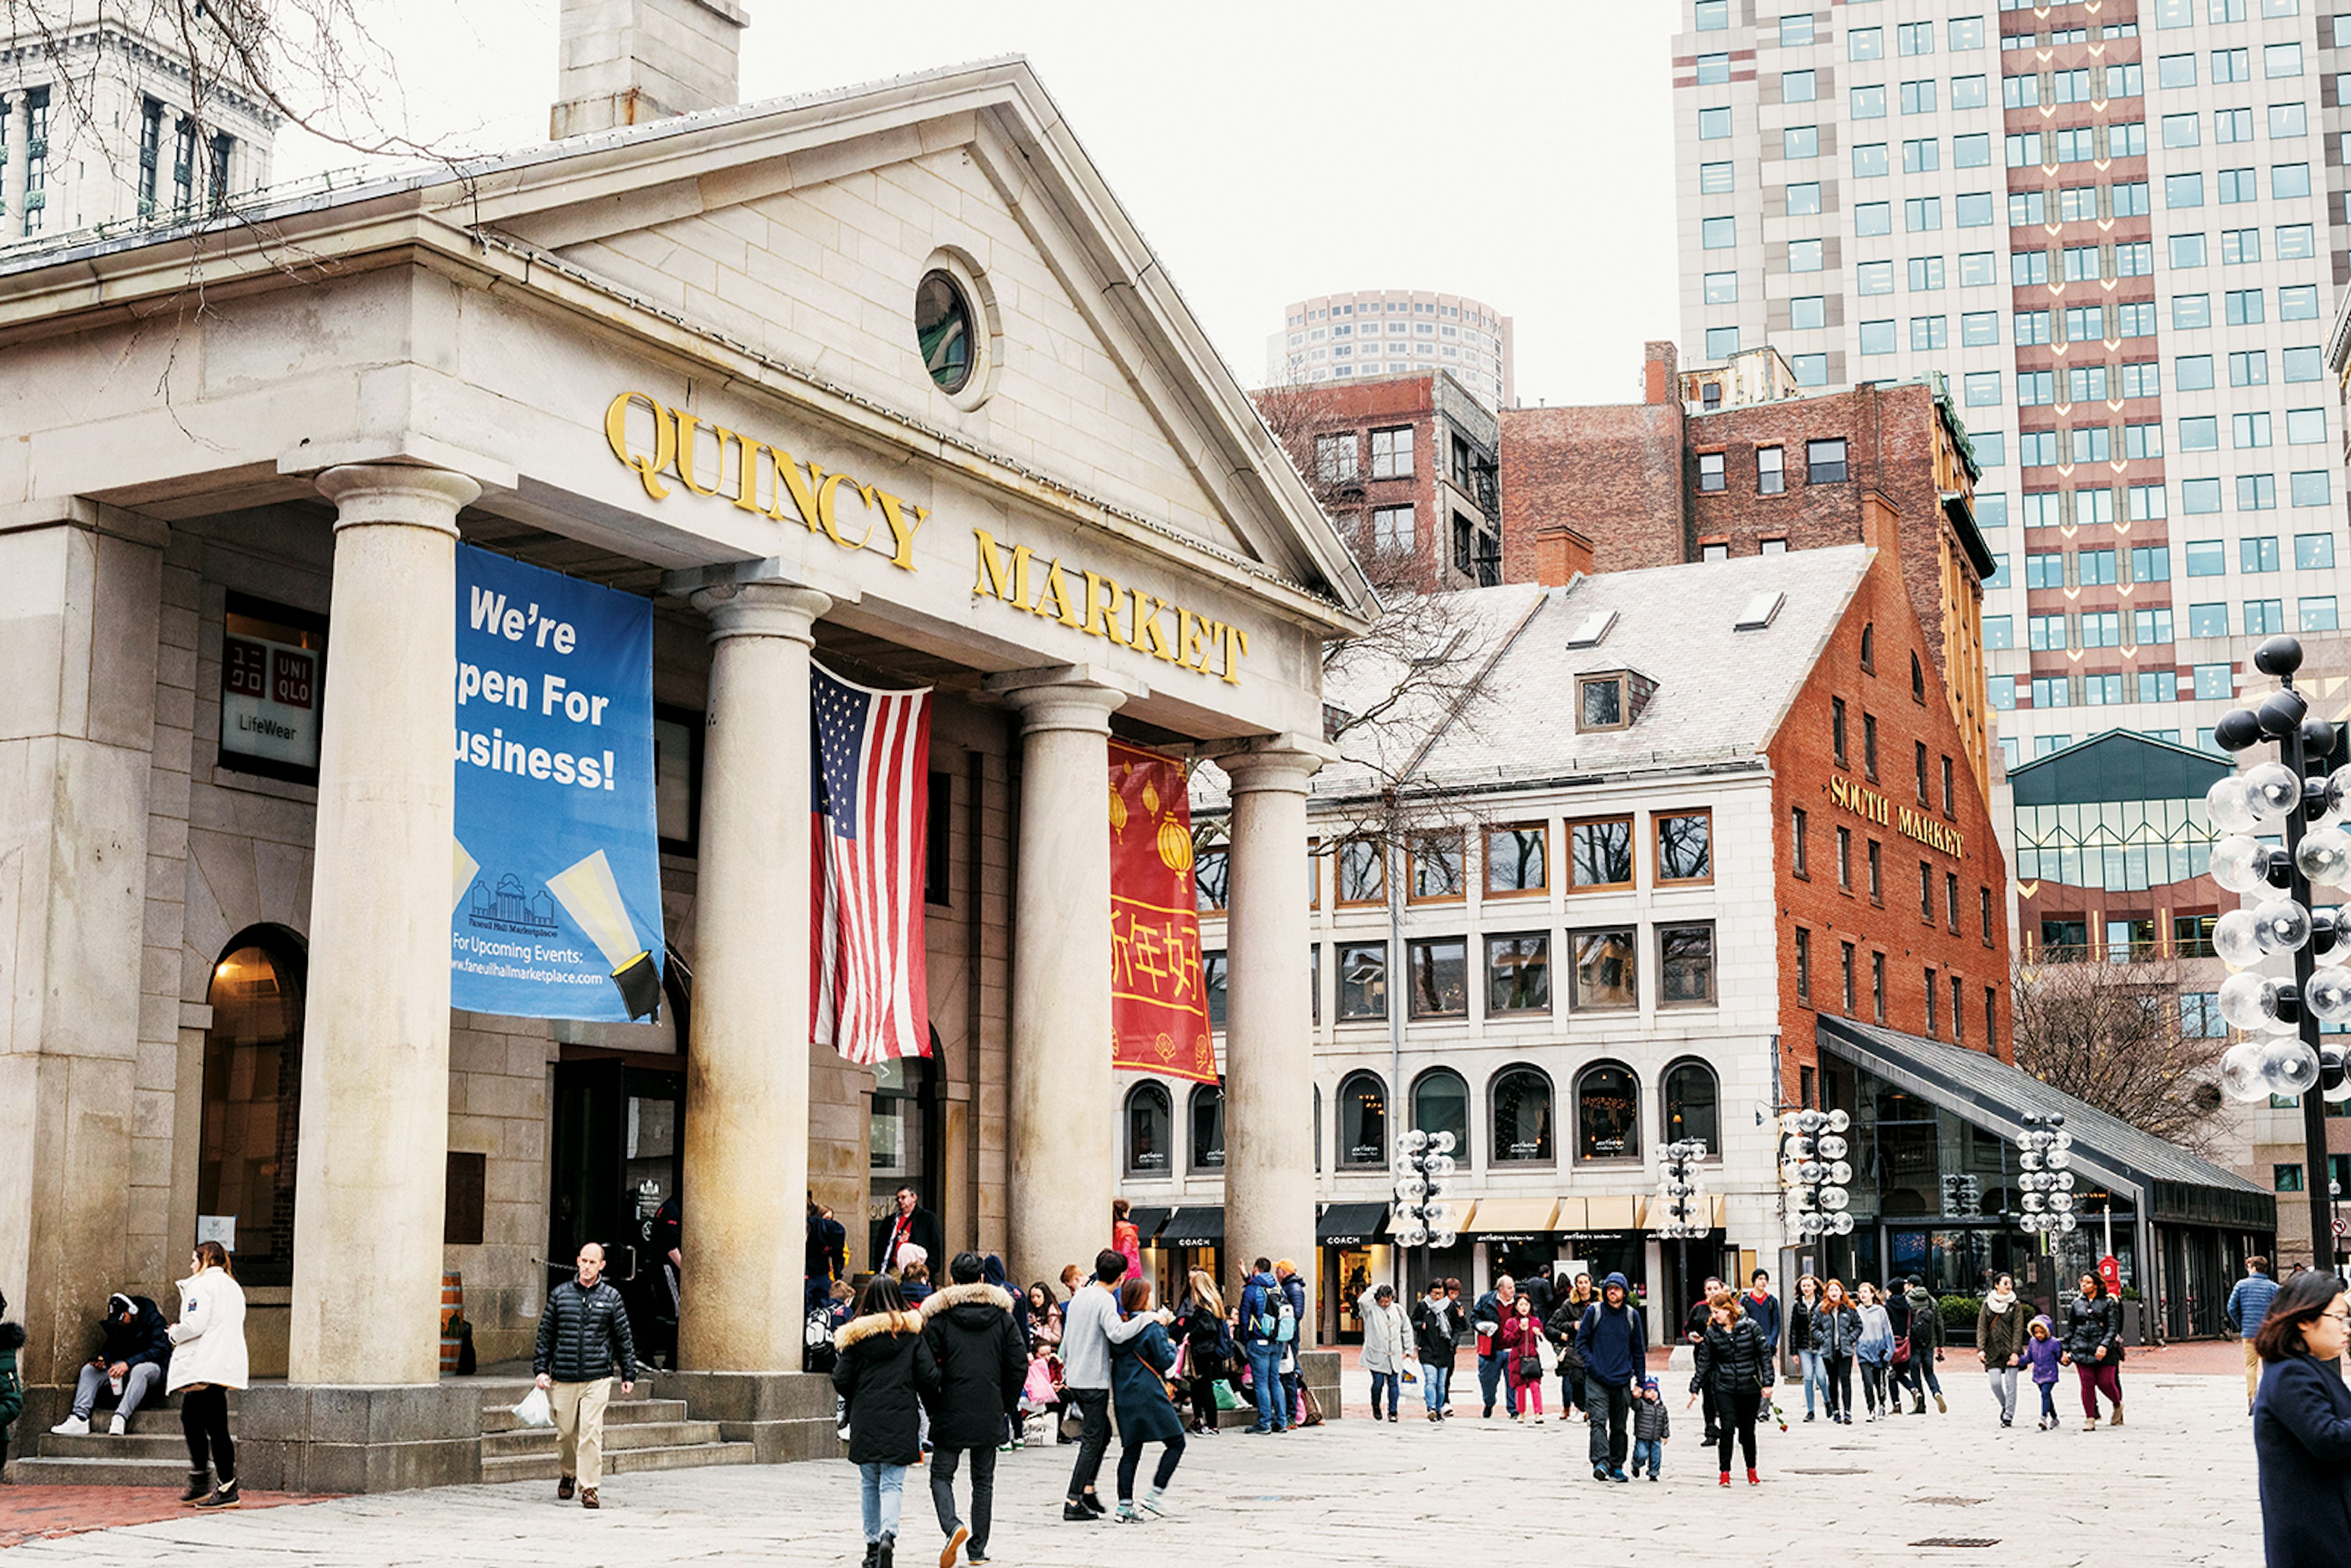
top-left (1057, 1250), bottom-right (1156, 1523)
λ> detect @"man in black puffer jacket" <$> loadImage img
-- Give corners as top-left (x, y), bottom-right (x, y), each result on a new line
top-left (920, 1253), bottom-right (1026, 1567)
top-left (534, 1242), bottom-right (638, 1511)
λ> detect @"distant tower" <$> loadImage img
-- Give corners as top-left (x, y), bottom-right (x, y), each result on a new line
top-left (0, 0), bottom-right (279, 241)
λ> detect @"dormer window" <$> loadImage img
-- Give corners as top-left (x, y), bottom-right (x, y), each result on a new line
top-left (1577, 669), bottom-right (1657, 733)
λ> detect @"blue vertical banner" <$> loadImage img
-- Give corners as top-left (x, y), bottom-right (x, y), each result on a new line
top-left (451, 545), bottom-right (665, 1021)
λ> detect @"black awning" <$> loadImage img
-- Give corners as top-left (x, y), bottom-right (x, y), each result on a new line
top-left (1160, 1207), bottom-right (1224, 1247)
top-left (1317, 1202), bottom-right (1390, 1247)
top-left (1129, 1207), bottom-right (1172, 1243)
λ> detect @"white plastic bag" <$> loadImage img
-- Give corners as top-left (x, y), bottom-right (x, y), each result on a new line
top-left (512, 1386), bottom-right (554, 1428)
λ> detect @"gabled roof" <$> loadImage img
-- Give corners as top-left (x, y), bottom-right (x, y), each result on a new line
top-left (2007, 728), bottom-right (2231, 807)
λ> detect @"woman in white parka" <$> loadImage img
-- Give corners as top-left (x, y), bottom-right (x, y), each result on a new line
top-left (167, 1239), bottom-right (249, 1509)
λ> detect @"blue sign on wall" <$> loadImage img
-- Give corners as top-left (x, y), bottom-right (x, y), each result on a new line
top-left (451, 545), bottom-right (665, 1021)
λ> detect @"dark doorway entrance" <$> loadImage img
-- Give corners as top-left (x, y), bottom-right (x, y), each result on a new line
top-left (549, 1057), bottom-right (686, 1366)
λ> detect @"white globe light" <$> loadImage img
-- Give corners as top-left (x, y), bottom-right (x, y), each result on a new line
top-left (1780, 1161), bottom-right (1805, 1185)
top-left (2221, 1039), bottom-right (2271, 1101)
top-left (2022, 1193), bottom-right (2045, 1213)
top-left (2045, 1148), bottom-right (2072, 1171)
top-left (1429, 1130), bottom-right (1455, 1155)
top-left (2215, 909), bottom-right (2268, 969)
top-left (1818, 1134), bottom-right (1850, 1161)
top-left (1779, 1111), bottom-right (1804, 1135)
top-left (2220, 970), bottom-right (2288, 1031)
top-left (2209, 773), bottom-right (2265, 835)
top-left (1426, 1153), bottom-right (1457, 1179)
top-left (2050, 1128), bottom-right (2073, 1150)
top-left (1826, 1109), bottom-right (1852, 1133)
top-left (2328, 764), bottom-right (2351, 823)
top-left (1821, 1187), bottom-right (1851, 1212)
top-left (1397, 1226), bottom-right (1428, 1247)
top-left (2049, 1191), bottom-right (2074, 1213)
top-left (2301, 828), bottom-right (2351, 888)
top-left (1431, 1231), bottom-right (1457, 1249)
top-left (2265, 1040), bottom-right (2323, 1096)
top-left (2052, 1172), bottom-right (2075, 1191)
top-left (2246, 761), bottom-right (2303, 823)
top-left (1798, 1214), bottom-right (1822, 1238)
top-left (2211, 835), bottom-right (2274, 895)
top-left (1401, 1128), bottom-right (1428, 1153)
top-left (1831, 1212), bottom-right (1856, 1236)
top-left (1799, 1161), bottom-right (1825, 1184)
top-left (1396, 1174), bottom-right (1428, 1201)
top-left (2057, 1214), bottom-right (2079, 1234)
top-left (1787, 1136), bottom-right (1815, 1160)
top-left (1793, 1187), bottom-right (1818, 1212)
top-left (2019, 1150), bottom-right (2044, 1171)
top-left (2311, 969), bottom-right (2351, 1025)
top-left (2254, 898), bottom-right (2315, 955)
top-left (1796, 1109), bottom-right (1825, 1134)
top-left (1831, 1160), bottom-right (1854, 1185)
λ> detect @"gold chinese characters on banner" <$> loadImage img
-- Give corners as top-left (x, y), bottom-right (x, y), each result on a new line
top-left (1109, 741), bottom-right (1217, 1084)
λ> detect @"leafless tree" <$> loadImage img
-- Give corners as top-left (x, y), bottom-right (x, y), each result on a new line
top-left (2010, 956), bottom-right (2231, 1157)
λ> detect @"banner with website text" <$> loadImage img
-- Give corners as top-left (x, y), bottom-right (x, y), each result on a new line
top-left (1109, 740), bottom-right (1217, 1084)
top-left (451, 545), bottom-right (666, 1021)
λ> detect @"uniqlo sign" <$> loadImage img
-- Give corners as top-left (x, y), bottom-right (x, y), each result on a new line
top-left (218, 595), bottom-right (325, 784)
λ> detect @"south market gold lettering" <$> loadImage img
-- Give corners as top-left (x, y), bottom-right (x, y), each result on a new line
top-left (605, 391), bottom-right (929, 571)
top-left (1830, 776), bottom-right (1965, 859)
top-left (971, 528), bottom-right (1249, 684)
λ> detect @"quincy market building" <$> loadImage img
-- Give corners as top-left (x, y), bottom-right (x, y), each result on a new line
top-left (0, 45), bottom-right (1373, 1485)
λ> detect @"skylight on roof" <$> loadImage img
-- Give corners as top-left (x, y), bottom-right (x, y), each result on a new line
top-left (1565, 610), bottom-right (1618, 649)
top-left (1734, 591), bottom-right (1785, 631)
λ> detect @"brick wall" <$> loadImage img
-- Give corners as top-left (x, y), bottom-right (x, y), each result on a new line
top-left (1500, 401), bottom-right (1689, 575)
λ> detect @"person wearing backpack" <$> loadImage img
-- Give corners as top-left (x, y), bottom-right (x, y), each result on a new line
top-left (0, 1289), bottom-right (24, 1479)
top-left (1237, 1258), bottom-right (1291, 1435)
top-left (1273, 1261), bottom-right (1308, 1425)
top-left (1575, 1272), bottom-right (1645, 1482)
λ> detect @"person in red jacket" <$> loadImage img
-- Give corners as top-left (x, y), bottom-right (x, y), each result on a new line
top-left (1501, 1294), bottom-right (1548, 1423)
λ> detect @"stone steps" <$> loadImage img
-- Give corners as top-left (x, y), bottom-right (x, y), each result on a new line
top-left (31, 1431), bottom-right (191, 1461)
top-left (8, 1453), bottom-right (195, 1488)
top-left (481, 1418), bottom-right (724, 1459)
top-left (482, 1442), bottom-right (757, 1485)
top-left (479, 1396), bottom-right (691, 1433)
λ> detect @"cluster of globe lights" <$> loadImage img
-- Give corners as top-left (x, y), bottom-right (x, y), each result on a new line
top-left (1391, 1128), bottom-right (1459, 1249)
top-left (1779, 1108), bottom-right (1856, 1239)
top-left (2016, 1116), bottom-right (2079, 1236)
top-left (2202, 647), bottom-right (2351, 1106)
top-left (1655, 1138), bottom-right (1710, 1240)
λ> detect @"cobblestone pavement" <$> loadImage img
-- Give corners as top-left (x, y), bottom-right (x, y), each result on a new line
top-left (1, 1371), bottom-right (2256, 1566)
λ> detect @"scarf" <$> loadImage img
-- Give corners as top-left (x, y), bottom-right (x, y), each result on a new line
top-left (1985, 1287), bottom-right (2017, 1316)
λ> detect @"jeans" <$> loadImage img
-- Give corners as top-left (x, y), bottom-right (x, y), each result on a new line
top-left (1114, 1429), bottom-right (1185, 1500)
top-left (1897, 1353), bottom-right (1943, 1400)
top-left (1584, 1376), bottom-right (1632, 1471)
top-left (1063, 1389), bottom-right (1112, 1496)
top-left (1420, 1363), bottom-right (1450, 1412)
top-left (2076, 1359), bottom-right (2123, 1417)
top-left (1281, 1361), bottom-right (1300, 1425)
top-left (1985, 1365), bottom-right (2019, 1422)
top-left (1823, 1353), bottom-right (1853, 1419)
top-left (929, 1444), bottom-right (996, 1555)
top-left (1631, 1436), bottom-right (1662, 1477)
top-left (1245, 1343), bottom-right (1286, 1432)
top-left (1715, 1383), bottom-right (1761, 1473)
top-left (72, 1361), bottom-right (162, 1422)
top-left (1477, 1353), bottom-right (1506, 1415)
top-left (1799, 1349), bottom-right (1826, 1416)
top-left (2038, 1380), bottom-right (2059, 1422)
top-left (1859, 1357), bottom-right (1889, 1416)
top-left (1559, 1364), bottom-right (1584, 1417)
top-left (858, 1461), bottom-right (907, 1543)
top-left (179, 1385), bottom-right (234, 1484)
top-left (1368, 1370), bottom-right (1400, 1418)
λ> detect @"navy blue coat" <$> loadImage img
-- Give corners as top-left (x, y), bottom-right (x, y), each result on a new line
top-left (1109, 1319), bottom-right (1185, 1445)
top-left (2255, 1352), bottom-right (2351, 1568)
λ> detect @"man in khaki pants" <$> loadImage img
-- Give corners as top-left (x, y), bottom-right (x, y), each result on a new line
top-left (2225, 1255), bottom-right (2279, 1416)
top-left (534, 1243), bottom-right (638, 1508)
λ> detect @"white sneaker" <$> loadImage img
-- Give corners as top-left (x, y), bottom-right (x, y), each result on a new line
top-left (50, 1415), bottom-right (89, 1436)
top-left (108, 1414), bottom-right (127, 1436)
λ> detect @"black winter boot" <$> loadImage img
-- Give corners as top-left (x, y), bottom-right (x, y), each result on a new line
top-left (878, 1536), bottom-right (895, 1568)
top-left (181, 1470), bottom-right (211, 1503)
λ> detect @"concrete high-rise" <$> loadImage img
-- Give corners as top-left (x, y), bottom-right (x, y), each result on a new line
top-left (1671, 0), bottom-right (2351, 772)
top-left (1266, 288), bottom-right (1513, 412)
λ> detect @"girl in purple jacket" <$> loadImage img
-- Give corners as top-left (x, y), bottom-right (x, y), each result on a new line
top-left (2019, 1314), bottom-right (2064, 1430)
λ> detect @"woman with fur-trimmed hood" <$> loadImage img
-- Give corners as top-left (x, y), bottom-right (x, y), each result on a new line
top-left (833, 1275), bottom-right (942, 1568)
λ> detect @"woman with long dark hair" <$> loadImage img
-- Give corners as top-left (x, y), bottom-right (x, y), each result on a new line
top-left (1177, 1270), bottom-right (1228, 1436)
top-left (1854, 1282), bottom-right (1894, 1422)
top-left (1692, 1289), bottom-right (1771, 1486)
top-left (2252, 1270), bottom-right (2351, 1567)
top-left (2060, 1271), bottom-right (2123, 1430)
top-left (1809, 1279), bottom-right (1861, 1425)
top-left (166, 1239), bottom-right (247, 1509)
top-left (1108, 1277), bottom-right (1186, 1521)
top-left (1788, 1275), bottom-right (1824, 1422)
top-left (832, 1274), bottom-right (942, 1568)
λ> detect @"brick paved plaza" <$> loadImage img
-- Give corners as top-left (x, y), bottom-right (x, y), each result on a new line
top-left (0, 1366), bottom-right (2258, 1566)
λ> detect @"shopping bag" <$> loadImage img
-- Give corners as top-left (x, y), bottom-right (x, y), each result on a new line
top-left (512, 1386), bottom-right (554, 1428)
top-left (1211, 1379), bottom-right (1242, 1411)
top-left (1059, 1406), bottom-right (1087, 1441)
top-left (1022, 1358), bottom-right (1059, 1407)
top-left (1537, 1337), bottom-right (1559, 1376)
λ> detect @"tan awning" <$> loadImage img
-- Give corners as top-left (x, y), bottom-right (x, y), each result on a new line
top-left (1464, 1197), bottom-right (1559, 1234)
top-left (1552, 1197), bottom-right (1589, 1230)
top-left (1587, 1195), bottom-right (1640, 1229)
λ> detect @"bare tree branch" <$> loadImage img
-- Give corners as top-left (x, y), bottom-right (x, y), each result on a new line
top-left (2009, 956), bottom-right (2230, 1156)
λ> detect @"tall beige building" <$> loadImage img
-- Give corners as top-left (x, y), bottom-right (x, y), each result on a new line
top-left (1266, 287), bottom-right (1513, 411)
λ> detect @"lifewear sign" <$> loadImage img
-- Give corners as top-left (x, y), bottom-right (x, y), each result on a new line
top-left (451, 546), bottom-right (666, 1022)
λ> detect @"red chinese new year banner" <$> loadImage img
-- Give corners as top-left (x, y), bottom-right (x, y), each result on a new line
top-left (1109, 740), bottom-right (1217, 1084)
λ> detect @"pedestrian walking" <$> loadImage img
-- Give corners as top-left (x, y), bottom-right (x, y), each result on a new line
top-left (920, 1254), bottom-right (1026, 1567)
top-left (0, 1290), bottom-right (23, 1479)
top-left (1060, 1249), bottom-right (1153, 1517)
top-left (1471, 1275), bottom-right (1515, 1419)
top-left (1692, 1288), bottom-right (1771, 1487)
top-left (166, 1240), bottom-right (248, 1510)
top-left (1809, 1279), bottom-right (1861, 1425)
top-left (1789, 1275), bottom-right (1826, 1422)
top-left (1854, 1282), bottom-right (1894, 1422)
top-left (2228, 1255), bottom-right (2282, 1416)
top-left (1881, 1277), bottom-right (1915, 1417)
top-left (1237, 1258), bottom-right (1293, 1435)
top-left (1630, 1376), bottom-right (1670, 1480)
top-left (1501, 1292), bottom-right (1547, 1422)
top-left (1976, 1273), bottom-right (2029, 1428)
top-left (2061, 1272), bottom-right (2123, 1430)
top-left (1410, 1280), bottom-right (1460, 1422)
top-left (533, 1241), bottom-right (638, 1511)
top-left (1743, 1270), bottom-right (1782, 1376)
top-left (1359, 1284), bottom-right (1409, 1422)
top-left (1901, 1277), bottom-right (1948, 1413)
top-left (2251, 1269), bottom-right (2351, 1567)
top-left (1683, 1275), bottom-right (1724, 1444)
top-left (1108, 1277), bottom-right (1187, 1522)
top-left (1111, 1199), bottom-right (1144, 1285)
top-left (1176, 1271), bottom-right (1228, 1437)
top-left (2020, 1314), bottom-right (2064, 1429)
top-left (834, 1275), bottom-right (942, 1568)
top-left (1545, 1276), bottom-right (1591, 1420)
top-left (1575, 1272), bottom-right (1645, 1482)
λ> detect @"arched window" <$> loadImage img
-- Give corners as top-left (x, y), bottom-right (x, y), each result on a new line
top-left (1337, 1070), bottom-right (1387, 1168)
top-left (1313, 1084), bottom-right (1322, 1173)
top-left (1190, 1082), bottom-right (1225, 1171)
top-left (1490, 1065), bottom-right (1554, 1163)
top-left (1575, 1061), bottom-right (1640, 1161)
top-left (1662, 1059), bottom-right (1720, 1152)
top-left (1859, 622), bottom-right (1875, 672)
top-left (1125, 1082), bottom-right (1172, 1176)
top-left (1412, 1067), bottom-right (1471, 1166)
top-left (198, 928), bottom-right (307, 1287)
top-left (1911, 651), bottom-right (1927, 702)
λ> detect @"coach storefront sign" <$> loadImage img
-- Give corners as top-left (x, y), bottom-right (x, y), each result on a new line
top-left (1829, 777), bottom-right (1965, 860)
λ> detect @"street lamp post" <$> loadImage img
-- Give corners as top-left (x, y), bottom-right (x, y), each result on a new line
top-left (2205, 635), bottom-right (2351, 1274)
top-left (1779, 1109), bottom-right (1854, 1277)
top-left (1391, 1128), bottom-right (1460, 1292)
top-left (1657, 1138), bottom-right (1711, 1313)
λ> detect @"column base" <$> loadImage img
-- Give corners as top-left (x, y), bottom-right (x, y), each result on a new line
top-left (235, 1384), bottom-right (483, 1494)
top-left (1299, 1349), bottom-right (1344, 1422)
top-left (655, 1370), bottom-right (839, 1463)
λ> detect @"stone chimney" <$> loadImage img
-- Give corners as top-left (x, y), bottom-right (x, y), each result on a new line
top-left (551, 0), bottom-right (749, 140)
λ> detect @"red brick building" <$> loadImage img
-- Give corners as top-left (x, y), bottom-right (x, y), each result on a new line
top-left (1501, 343), bottom-right (1999, 800)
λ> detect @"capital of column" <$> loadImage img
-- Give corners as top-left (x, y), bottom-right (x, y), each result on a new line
top-left (314, 464), bottom-right (481, 536)
top-left (690, 580), bottom-right (833, 645)
top-left (984, 664), bottom-right (1144, 735)
top-left (1209, 732), bottom-right (1337, 797)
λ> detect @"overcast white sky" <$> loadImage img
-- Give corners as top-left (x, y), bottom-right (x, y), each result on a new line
top-left (281, 2), bottom-right (1681, 408)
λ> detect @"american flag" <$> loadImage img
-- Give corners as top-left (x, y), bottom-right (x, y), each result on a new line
top-left (810, 662), bottom-right (931, 1065)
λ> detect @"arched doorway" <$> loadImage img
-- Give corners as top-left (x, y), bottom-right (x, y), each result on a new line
top-left (197, 928), bottom-right (308, 1287)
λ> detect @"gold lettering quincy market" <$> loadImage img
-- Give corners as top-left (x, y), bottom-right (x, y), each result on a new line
top-left (971, 528), bottom-right (1250, 685)
top-left (604, 391), bottom-right (929, 571)
top-left (1830, 776), bottom-right (1965, 859)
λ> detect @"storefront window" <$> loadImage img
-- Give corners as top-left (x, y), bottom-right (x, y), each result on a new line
top-left (1491, 1066), bottom-right (1555, 1163)
top-left (1486, 932), bottom-right (1551, 1013)
top-left (1662, 1059), bottom-right (1719, 1150)
top-left (1570, 928), bottom-right (1638, 1009)
top-left (1338, 1071), bottom-right (1387, 1166)
top-left (1125, 1082), bottom-right (1172, 1176)
top-left (1577, 1062), bottom-right (1640, 1160)
top-left (1408, 936), bottom-right (1468, 1017)
top-left (1338, 941), bottom-right (1388, 1019)
top-left (197, 931), bottom-right (307, 1287)
top-left (1189, 1082), bottom-right (1224, 1170)
top-left (1412, 1067), bottom-right (1471, 1165)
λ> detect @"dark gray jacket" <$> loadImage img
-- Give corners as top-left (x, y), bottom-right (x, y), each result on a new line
top-left (534, 1277), bottom-right (638, 1384)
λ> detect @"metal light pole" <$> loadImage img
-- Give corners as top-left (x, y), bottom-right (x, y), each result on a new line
top-left (1657, 1139), bottom-right (1710, 1311)
top-left (1779, 1110), bottom-right (1853, 1277)
top-left (1391, 1128), bottom-right (1458, 1292)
